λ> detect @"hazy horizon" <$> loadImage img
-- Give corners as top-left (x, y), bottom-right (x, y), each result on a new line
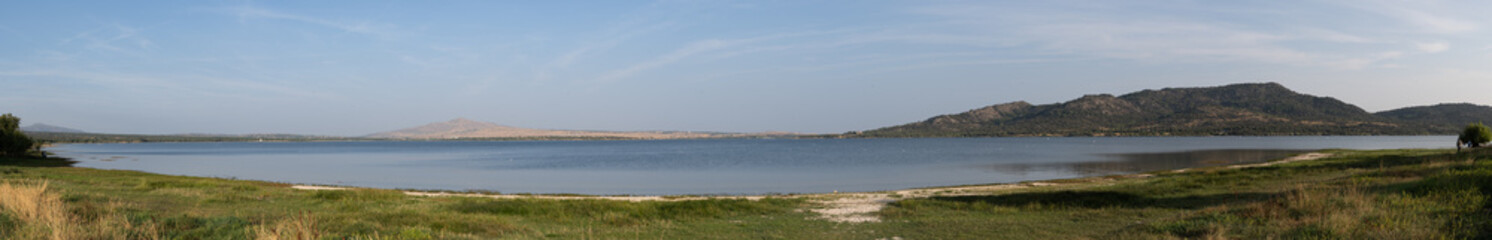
top-left (4, 1), bottom-right (1491, 135)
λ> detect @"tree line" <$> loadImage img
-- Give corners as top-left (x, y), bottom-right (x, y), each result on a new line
top-left (1, 113), bottom-right (36, 157)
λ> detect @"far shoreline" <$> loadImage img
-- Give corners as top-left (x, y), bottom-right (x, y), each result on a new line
top-left (44, 136), bottom-right (1455, 197)
top-left (58, 149), bottom-right (1343, 198)
top-left (36, 134), bottom-right (1461, 147)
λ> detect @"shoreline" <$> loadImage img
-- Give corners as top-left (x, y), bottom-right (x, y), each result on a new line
top-left (52, 138), bottom-right (1419, 197)
top-left (37, 134), bottom-right (1459, 145)
top-left (288, 152), bottom-right (1336, 222)
top-left (6, 147), bottom-right (1479, 238)
top-left (57, 150), bottom-right (1339, 199)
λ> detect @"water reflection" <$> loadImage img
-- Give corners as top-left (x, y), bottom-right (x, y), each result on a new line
top-left (983, 149), bottom-right (1311, 175)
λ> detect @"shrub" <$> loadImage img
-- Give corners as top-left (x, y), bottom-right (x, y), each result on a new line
top-left (0, 114), bottom-right (34, 157)
top-left (1459, 123), bottom-right (1492, 148)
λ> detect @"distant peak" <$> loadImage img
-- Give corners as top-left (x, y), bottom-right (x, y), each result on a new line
top-left (438, 118), bottom-right (506, 129)
top-left (1224, 82), bottom-right (1290, 90)
top-left (1242, 81), bottom-right (1282, 86)
top-left (19, 123), bottom-right (86, 133)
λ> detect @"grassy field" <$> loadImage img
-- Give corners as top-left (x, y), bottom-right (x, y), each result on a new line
top-left (0, 148), bottom-right (1489, 239)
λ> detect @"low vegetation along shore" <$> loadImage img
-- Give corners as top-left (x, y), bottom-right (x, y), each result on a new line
top-left (1, 148), bottom-right (1490, 239)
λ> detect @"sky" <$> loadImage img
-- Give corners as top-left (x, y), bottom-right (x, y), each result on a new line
top-left (2, 1), bottom-right (1491, 136)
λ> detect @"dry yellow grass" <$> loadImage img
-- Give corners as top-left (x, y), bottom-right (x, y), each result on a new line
top-left (0, 180), bottom-right (162, 240)
top-left (0, 180), bottom-right (70, 240)
top-left (253, 212), bottom-right (322, 240)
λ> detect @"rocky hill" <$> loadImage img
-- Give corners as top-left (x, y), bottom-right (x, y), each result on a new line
top-left (854, 83), bottom-right (1461, 137)
top-left (1376, 103), bottom-right (1492, 133)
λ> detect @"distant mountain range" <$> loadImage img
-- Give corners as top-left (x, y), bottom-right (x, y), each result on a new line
top-left (25, 131), bottom-right (353, 144)
top-left (366, 118), bottom-right (794, 140)
top-left (19, 123), bottom-right (86, 133)
top-left (22, 82), bottom-right (1492, 142)
top-left (24, 118), bottom-right (793, 143)
top-left (19, 123), bottom-right (359, 143)
top-left (1373, 103), bottom-right (1492, 133)
top-left (852, 83), bottom-right (1492, 137)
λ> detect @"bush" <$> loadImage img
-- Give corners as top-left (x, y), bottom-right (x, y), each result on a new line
top-left (0, 113), bottom-right (34, 157)
top-left (1459, 123), bottom-right (1491, 148)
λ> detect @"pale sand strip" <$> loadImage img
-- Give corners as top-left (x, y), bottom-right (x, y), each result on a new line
top-left (290, 185), bottom-right (349, 191)
top-left (290, 185), bottom-right (763, 202)
top-left (291, 152), bottom-right (1334, 223)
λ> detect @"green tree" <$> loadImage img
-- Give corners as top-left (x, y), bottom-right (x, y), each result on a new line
top-left (1459, 122), bottom-right (1492, 148)
top-left (0, 113), bottom-right (35, 156)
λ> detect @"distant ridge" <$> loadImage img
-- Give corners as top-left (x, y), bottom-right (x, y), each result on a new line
top-left (20, 123), bottom-right (86, 133)
top-left (364, 118), bottom-right (517, 139)
top-left (1376, 103), bottom-right (1492, 133)
top-left (854, 83), bottom-right (1485, 137)
top-left (366, 118), bottom-right (793, 140)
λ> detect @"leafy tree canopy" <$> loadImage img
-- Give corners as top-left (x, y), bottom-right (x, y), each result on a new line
top-left (0, 113), bottom-right (35, 156)
top-left (1459, 122), bottom-right (1491, 148)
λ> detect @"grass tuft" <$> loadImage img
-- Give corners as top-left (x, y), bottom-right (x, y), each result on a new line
top-left (0, 180), bottom-right (69, 239)
top-left (310, 189), bottom-right (406, 202)
top-left (253, 212), bottom-right (321, 240)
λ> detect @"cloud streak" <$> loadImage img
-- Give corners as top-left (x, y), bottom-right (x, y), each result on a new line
top-left (899, 1), bottom-right (1489, 71)
top-left (593, 38), bottom-right (738, 84)
top-left (59, 24), bottom-right (154, 55)
top-left (1384, 9), bottom-right (1478, 34)
top-left (0, 69), bottom-right (329, 101)
top-left (1336, 0), bottom-right (1480, 34)
top-left (227, 5), bottom-right (399, 39)
top-left (1416, 41), bottom-right (1450, 53)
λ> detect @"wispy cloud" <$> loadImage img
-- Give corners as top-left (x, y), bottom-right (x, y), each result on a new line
top-left (1391, 9), bottom-right (1478, 34)
top-left (1339, 0), bottom-right (1479, 34)
top-left (1333, 51), bottom-right (1405, 70)
top-left (589, 28), bottom-right (870, 85)
top-left (34, 50), bottom-right (76, 62)
top-left (59, 24), bottom-right (154, 54)
top-left (920, 5), bottom-right (1327, 66)
top-left (0, 69), bottom-right (191, 93)
top-left (866, 57), bottom-right (1081, 77)
top-left (593, 38), bottom-right (740, 84)
top-left (697, 51), bottom-right (1026, 82)
top-left (535, 22), bottom-right (676, 82)
top-left (1415, 41), bottom-right (1450, 53)
top-left (553, 22), bottom-right (676, 69)
top-left (1293, 27), bottom-right (1382, 43)
top-left (902, 1), bottom-right (1480, 70)
top-left (226, 5), bottom-right (399, 39)
top-left (0, 69), bottom-right (329, 101)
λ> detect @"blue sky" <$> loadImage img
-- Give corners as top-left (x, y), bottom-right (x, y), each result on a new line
top-left (2, 1), bottom-right (1490, 135)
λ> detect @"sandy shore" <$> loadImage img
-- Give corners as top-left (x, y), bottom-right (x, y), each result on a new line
top-left (292, 152), bottom-right (1335, 223)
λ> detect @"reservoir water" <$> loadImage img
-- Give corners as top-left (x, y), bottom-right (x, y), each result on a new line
top-left (50, 136), bottom-right (1452, 195)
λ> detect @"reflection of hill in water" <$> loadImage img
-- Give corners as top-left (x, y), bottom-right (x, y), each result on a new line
top-left (983, 149), bottom-right (1310, 175)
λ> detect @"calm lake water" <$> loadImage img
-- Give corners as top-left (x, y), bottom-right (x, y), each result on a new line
top-left (50, 136), bottom-right (1451, 195)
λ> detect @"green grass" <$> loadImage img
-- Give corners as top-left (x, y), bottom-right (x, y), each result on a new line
top-left (864, 149), bottom-right (1492, 239)
top-left (0, 156), bottom-right (833, 239)
top-left (2, 148), bottom-right (1491, 239)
